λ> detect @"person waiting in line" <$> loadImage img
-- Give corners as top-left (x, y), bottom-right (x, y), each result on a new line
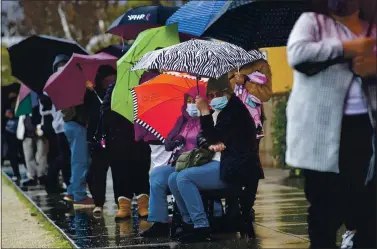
top-left (39, 92), bottom-right (71, 194)
top-left (168, 74), bottom-right (262, 243)
top-left (4, 107), bottom-right (23, 182)
top-left (85, 65), bottom-right (118, 214)
top-left (54, 54), bottom-right (94, 209)
top-left (140, 86), bottom-right (207, 238)
top-left (286, 0), bottom-right (376, 247)
top-left (17, 112), bottom-right (49, 186)
top-left (89, 70), bottom-right (152, 219)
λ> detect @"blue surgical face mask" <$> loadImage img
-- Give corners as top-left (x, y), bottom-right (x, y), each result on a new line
top-left (186, 103), bottom-right (200, 117)
top-left (210, 96), bottom-right (228, 111)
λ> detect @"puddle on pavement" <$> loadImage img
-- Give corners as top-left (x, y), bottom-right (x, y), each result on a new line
top-left (3, 165), bottom-right (313, 248)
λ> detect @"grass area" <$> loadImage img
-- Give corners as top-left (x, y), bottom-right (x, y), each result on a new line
top-left (1, 174), bottom-right (74, 249)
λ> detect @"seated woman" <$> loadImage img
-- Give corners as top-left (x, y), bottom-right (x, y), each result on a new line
top-left (140, 86), bottom-right (206, 238)
top-left (168, 74), bottom-right (262, 243)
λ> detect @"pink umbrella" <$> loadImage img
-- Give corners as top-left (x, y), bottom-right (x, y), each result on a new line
top-left (44, 52), bottom-right (117, 110)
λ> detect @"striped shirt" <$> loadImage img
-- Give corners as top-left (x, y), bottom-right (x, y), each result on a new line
top-left (286, 12), bottom-right (376, 173)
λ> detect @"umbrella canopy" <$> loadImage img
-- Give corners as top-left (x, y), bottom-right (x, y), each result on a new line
top-left (167, 0), bottom-right (306, 49)
top-left (111, 24), bottom-right (180, 121)
top-left (15, 84), bottom-right (38, 117)
top-left (7, 35), bottom-right (88, 93)
top-left (106, 6), bottom-right (179, 39)
top-left (132, 72), bottom-right (208, 142)
top-left (96, 44), bottom-right (130, 59)
top-left (44, 53), bottom-right (117, 110)
top-left (131, 39), bottom-right (264, 79)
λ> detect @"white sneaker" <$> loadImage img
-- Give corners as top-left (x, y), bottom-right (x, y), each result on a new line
top-left (341, 230), bottom-right (356, 249)
top-left (93, 206), bottom-right (103, 214)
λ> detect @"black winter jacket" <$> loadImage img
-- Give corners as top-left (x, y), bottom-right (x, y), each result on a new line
top-left (197, 94), bottom-right (263, 185)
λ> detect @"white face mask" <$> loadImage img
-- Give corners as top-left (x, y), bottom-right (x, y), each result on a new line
top-left (56, 66), bottom-right (65, 73)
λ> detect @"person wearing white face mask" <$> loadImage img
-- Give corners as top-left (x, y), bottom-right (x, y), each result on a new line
top-left (167, 74), bottom-right (263, 243)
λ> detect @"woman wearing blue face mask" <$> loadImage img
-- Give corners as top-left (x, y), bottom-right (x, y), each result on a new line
top-left (167, 74), bottom-right (262, 243)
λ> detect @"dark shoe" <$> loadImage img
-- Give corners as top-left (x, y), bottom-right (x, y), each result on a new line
top-left (22, 178), bottom-right (38, 187)
top-left (140, 222), bottom-right (169, 238)
top-left (178, 227), bottom-right (211, 243)
top-left (170, 223), bottom-right (194, 239)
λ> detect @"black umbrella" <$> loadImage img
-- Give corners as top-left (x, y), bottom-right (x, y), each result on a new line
top-left (203, 0), bottom-right (307, 50)
top-left (7, 35), bottom-right (88, 93)
top-left (106, 5), bottom-right (179, 40)
top-left (96, 44), bottom-right (130, 59)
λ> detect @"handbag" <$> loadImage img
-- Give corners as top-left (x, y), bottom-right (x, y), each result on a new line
top-left (175, 148), bottom-right (214, 172)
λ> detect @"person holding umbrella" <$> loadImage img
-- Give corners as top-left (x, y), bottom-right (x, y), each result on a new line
top-left (286, 0), bottom-right (376, 247)
top-left (53, 54), bottom-right (95, 208)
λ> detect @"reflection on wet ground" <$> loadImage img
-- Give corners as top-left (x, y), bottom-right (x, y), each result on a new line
top-left (3, 166), bottom-right (312, 248)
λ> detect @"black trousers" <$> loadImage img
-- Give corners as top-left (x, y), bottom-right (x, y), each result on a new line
top-left (4, 131), bottom-right (23, 179)
top-left (304, 114), bottom-right (375, 248)
top-left (46, 133), bottom-right (71, 191)
top-left (88, 139), bottom-right (151, 207)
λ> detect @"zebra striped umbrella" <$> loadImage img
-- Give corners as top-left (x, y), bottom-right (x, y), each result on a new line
top-left (131, 39), bottom-right (264, 79)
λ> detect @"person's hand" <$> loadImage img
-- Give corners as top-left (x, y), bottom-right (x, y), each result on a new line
top-left (174, 135), bottom-right (185, 147)
top-left (352, 55), bottom-right (377, 77)
top-left (343, 37), bottom-right (376, 58)
top-left (85, 80), bottom-right (94, 91)
top-left (196, 96), bottom-right (210, 115)
top-left (234, 72), bottom-right (247, 85)
top-left (209, 143), bottom-right (226, 152)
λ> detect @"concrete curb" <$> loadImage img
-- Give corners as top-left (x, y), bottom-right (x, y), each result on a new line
top-left (1, 171), bottom-right (79, 249)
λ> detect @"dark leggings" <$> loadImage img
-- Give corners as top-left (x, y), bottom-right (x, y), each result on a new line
top-left (304, 114), bottom-right (374, 248)
top-left (4, 131), bottom-right (23, 179)
top-left (88, 140), bottom-right (151, 206)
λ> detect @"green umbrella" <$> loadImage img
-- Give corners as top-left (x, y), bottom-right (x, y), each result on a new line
top-left (15, 94), bottom-right (32, 117)
top-left (111, 23), bottom-right (180, 121)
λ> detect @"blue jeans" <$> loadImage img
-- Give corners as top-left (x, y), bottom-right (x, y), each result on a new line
top-left (168, 161), bottom-right (227, 228)
top-left (64, 121), bottom-right (89, 202)
top-left (148, 166), bottom-right (175, 223)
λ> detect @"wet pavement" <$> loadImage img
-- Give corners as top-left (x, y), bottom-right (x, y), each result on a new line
top-left (2, 165), bottom-right (314, 248)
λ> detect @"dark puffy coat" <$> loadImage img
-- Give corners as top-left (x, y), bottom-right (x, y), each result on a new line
top-left (197, 94), bottom-right (263, 185)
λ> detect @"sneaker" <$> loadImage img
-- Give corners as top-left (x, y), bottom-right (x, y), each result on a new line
top-left (73, 197), bottom-right (95, 209)
top-left (93, 206), bottom-right (103, 214)
top-left (11, 176), bottom-right (18, 182)
top-left (341, 230), bottom-right (356, 249)
top-left (140, 222), bottom-right (169, 238)
top-left (63, 195), bottom-right (73, 202)
top-left (137, 194), bottom-right (149, 217)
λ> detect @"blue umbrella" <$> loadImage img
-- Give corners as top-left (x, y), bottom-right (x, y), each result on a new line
top-left (166, 0), bottom-right (254, 37)
top-left (167, 0), bottom-right (306, 49)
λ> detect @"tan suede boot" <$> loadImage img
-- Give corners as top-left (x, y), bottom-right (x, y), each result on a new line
top-left (137, 194), bottom-right (149, 217)
top-left (115, 197), bottom-right (131, 220)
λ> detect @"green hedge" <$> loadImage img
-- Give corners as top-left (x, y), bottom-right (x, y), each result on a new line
top-left (271, 92), bottom-right (302, 176)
